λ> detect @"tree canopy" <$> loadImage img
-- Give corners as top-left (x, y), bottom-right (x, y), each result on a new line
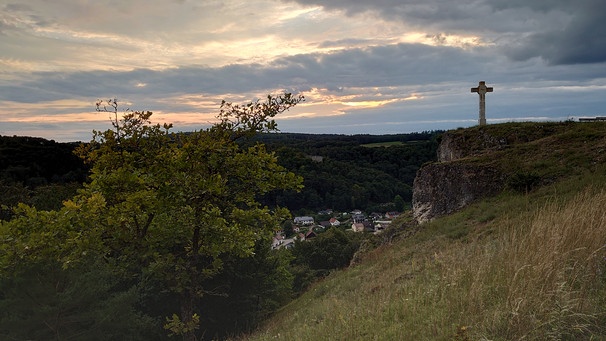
top-left (0, 93), bottom-right (304, 340)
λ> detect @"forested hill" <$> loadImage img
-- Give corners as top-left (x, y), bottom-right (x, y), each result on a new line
top-left (0, 135), bottom-right (87, 185)
top-left (0, 131), bottom-right (441, 215)
top-left (253, 131), bottom-right (440, 146)
top-left (250, 131), bottom-right (442, 214)
top-left (0, 136), bottom-right (88, 219)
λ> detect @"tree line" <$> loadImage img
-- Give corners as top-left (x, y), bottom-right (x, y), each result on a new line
top-left (256, 131), bottom-right (440, 214)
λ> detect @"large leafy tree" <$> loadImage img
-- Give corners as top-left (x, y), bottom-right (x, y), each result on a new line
top-left (1, 93), bottom-right (303, 340)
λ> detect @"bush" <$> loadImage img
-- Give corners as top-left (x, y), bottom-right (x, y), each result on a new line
top-left (508, 171), bottom-right (541, 193)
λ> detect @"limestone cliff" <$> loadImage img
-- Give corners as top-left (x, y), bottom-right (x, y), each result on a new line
top-left (412, 121), bottom-right (606, 223)
top-left (412, 162), bottom-right (505, 223)
top-left (436, 124), bottom-right (567, 162)
top-left (412, 123), bottom-right (573, 223)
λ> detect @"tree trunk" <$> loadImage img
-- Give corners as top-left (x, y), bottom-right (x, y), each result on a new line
top-left (180, 291), bottom-right (197, 341)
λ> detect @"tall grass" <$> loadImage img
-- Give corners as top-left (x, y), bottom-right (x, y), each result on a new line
top-left (423, 188), bottom-right (606, 340)
top-left (465, 188), bottom-right (606, 339)
top-left (237, 186), bottom-right (606, 341)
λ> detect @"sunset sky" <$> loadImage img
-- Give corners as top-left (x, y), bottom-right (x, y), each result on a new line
top-left (1, 0), bottom-right (605, 142)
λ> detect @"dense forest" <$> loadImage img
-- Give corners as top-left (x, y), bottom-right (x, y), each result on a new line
top-left (0, 97), bottom-right (440, 340)
top-left (0, 132), bottom-right (440, 217)
top-left (249, 132), bottom-right (440, 214)
top-left (0, 136), bottom-right (88, 220)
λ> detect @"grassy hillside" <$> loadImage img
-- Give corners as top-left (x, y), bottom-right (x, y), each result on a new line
top-left (235, 122), bottom-right (606, 340)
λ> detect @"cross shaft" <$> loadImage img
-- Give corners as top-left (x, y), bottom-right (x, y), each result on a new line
top-left (471, 81), bottom-right (494, 126)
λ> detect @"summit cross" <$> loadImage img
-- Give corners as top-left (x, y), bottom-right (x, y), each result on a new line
top-left (471, 81), bottom-right (494, 126)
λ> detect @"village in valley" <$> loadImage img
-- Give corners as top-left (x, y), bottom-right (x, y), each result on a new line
top-left (272, 209), bottom-right (400, 250)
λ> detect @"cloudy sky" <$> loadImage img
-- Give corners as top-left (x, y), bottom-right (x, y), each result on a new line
top-left (1, 0), bottom-right (605, 142)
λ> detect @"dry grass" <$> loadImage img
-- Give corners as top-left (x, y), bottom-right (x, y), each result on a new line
top-left (447, 187), bottom-right (606, 340)
top-left (235, 182), bottom-right (606, 341)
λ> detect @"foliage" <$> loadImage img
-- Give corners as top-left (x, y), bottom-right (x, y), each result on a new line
top-left (0, 135), bottom-right (87, 185)
top-left (77, 94), bottom-right (303, 339)
top-left (0, 198), bottom-right (158, 340)
top-left (259, 132), bottom-right (440, 212)
top-left (291, 228), bottom-right (363, 271)
top-left (164, 313), bottom-right (200, 337)
top-left (507, 171), bottom-right (542, 193)
top-left (195, 241), bottom-right (295, 339)
top-left (0, 181), bottom-right (82, 220)
top-left (393, 194), bottom-right (406, 211)
top-left (0, 127), bottom-right (439, 220)
top-left (0, 93), bottom-right (304, 340)
top-left (289, 228), bottom-right (368, 293)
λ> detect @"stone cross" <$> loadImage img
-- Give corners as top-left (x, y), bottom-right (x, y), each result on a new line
top-left (471, 81), bottom-right (493, 126)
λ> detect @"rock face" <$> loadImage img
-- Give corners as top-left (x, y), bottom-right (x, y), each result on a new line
top-left (436, 129), bottom-right (509, 162)
top-left (413, 129), bottom-right (509, 223)
top-left (412, 122), bottom-right (582, 223)
top-left (436, 133), bottom-right (468, 162)
top-left (412, 162), bottom-right (505, 223)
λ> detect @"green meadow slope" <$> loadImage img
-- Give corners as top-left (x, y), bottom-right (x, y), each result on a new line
top-left (236, 122), bottom-right (606, 340)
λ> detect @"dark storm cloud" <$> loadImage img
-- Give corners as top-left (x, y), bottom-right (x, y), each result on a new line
top-left (284, 0), bottom-right (606, 65)
top-left (504, 1), bottom-right (606, 65)
top-left (5, 38), bottom-right (605, 107)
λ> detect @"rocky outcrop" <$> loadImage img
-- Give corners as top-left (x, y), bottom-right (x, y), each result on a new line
top-left (436, 133), bottom-right (466, 162)
top-left (437, 129), bottom-right (509, 162)
top-left (412, 162), bottom-right (505, 223)
top-left (412, 122), bottom-right (586, 223)
top-left (436, 123), bottom-right (568, 162)
top-left (413, 128), bottom-right (510, 223)
top-left (413, 127), bottom-right (518, 223)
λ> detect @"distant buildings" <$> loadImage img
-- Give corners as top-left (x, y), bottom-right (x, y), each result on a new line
top-left (273, 210), bottom-right (401, 249)
top-left (293, 216), bottom-right (315, 225)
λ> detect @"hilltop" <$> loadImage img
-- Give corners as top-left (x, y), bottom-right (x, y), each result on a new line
top-left (413, 121), bottom-right (606, 223)
top-left (236, 121), bottom-right (606, 340)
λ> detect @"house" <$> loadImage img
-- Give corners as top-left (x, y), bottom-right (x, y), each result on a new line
top-left (293, 216), bottom-right (315, 225)
top-left (352, 221), bottom-right (375, 232)
top-left (329, 217), bottom-right (341, 226)
top-left (320, 221), bottom-right (331, 228)
top-left (352, 222), bottom-right (365, 232)
top-left (272, 235), bottom-right (283, 249)
top-left (305, 229), bottom-right (317, 239)
top-left (369, 212), bottom-right (383, 221)
top-left (374, 221), bottom-right (391, 231)
top-left (385, 211), bottom-right (400, 219)
top-left (352, 213), bottom-right (366, 223)
top-left (272, 235), bottom-right (296, 250)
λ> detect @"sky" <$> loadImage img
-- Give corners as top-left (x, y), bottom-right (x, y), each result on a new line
top-left (1, 0), bottom-right (605, 142)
